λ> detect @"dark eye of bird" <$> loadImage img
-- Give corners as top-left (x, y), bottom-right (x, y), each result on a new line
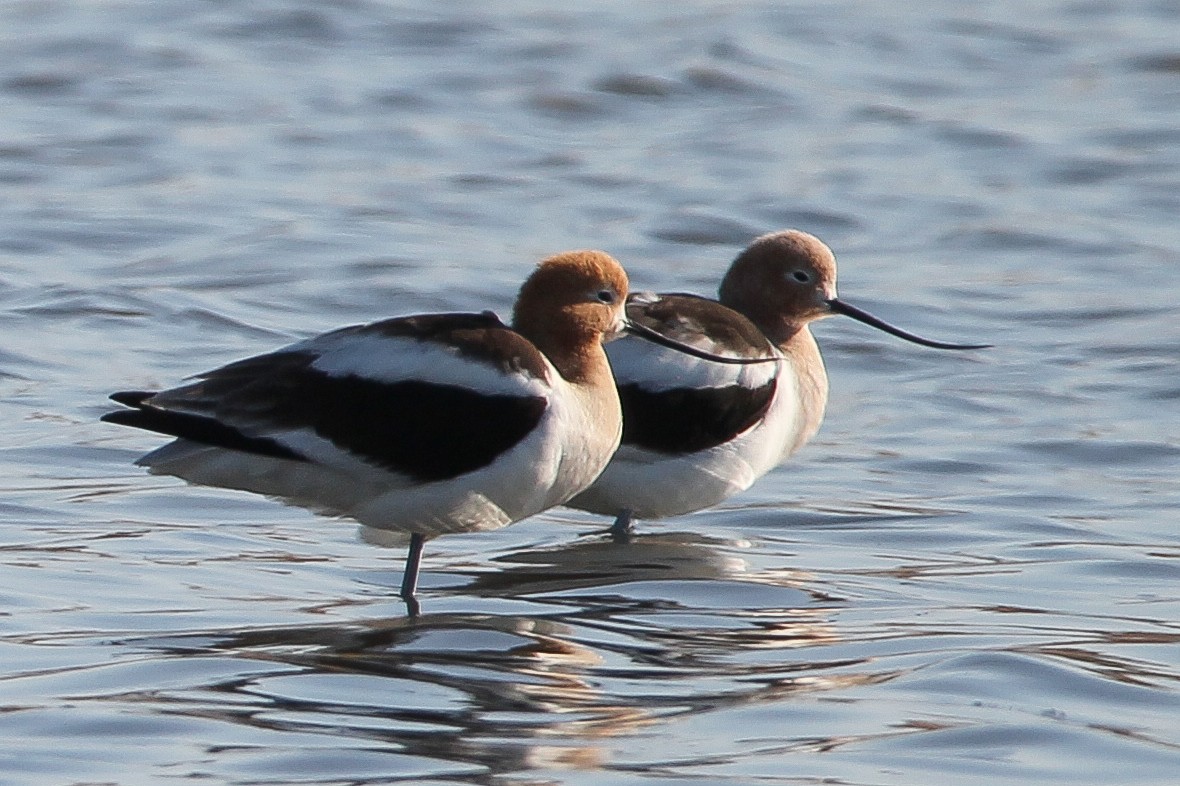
top-left (791, 270), bottom-right (810, 283)
top-left (596, 289), bottom-right (615, 304)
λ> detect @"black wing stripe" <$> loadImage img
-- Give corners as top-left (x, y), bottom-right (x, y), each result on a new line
top-left (281, 375), bottom-right (548, 482)
top-left (618, 379), bottom-right (777, 455)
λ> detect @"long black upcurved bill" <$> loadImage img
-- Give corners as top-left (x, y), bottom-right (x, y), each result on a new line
top-left (623, 320), bottom-right (779, 365)
top-left (828, 299), bottom-right (991, 350)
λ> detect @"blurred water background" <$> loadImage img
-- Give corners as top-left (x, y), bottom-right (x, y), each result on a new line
top-left (2, 1), bottom-right (1180, 784)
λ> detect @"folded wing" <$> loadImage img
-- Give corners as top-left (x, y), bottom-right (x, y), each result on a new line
top-left (103, 312), bottom-right (552, 482)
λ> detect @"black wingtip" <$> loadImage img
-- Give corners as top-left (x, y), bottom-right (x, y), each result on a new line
top-left (109, 390), bottom-right (156, 408)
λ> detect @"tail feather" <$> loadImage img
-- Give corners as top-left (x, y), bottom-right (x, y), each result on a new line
top-left (101, 393), bottom-right (305, 462)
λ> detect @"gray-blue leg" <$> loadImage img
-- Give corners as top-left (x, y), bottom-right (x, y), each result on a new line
top-left (401, 532), bottom-right (425, 617)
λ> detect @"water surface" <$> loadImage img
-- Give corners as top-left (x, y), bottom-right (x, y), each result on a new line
top-left (2, 1), bottom-right (1179, 784)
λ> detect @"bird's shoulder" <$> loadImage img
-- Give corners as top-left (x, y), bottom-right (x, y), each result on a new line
top-left (292, 311), bottom-right (553, 386)
top-left (612, 293), bottom-right (779, 391)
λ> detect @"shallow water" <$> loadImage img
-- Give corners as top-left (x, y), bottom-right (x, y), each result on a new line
top-left (3, 1), bottom-right (1180, 784)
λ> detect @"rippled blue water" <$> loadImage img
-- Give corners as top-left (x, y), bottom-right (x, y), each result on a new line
top-left (3, 1), bottom-right (1179, 784)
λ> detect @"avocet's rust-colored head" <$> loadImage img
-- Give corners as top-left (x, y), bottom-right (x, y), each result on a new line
top-left (718, 230), bottom-right (839, 343)
top-left (513, 250), bottom-right (630, 347)
top-left (719, 229), bottom-right (991, 350)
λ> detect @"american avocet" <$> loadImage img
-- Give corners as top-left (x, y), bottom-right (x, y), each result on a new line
top-left (567, 230), bottom-right (989, 535)
top-left (101, 250), bottom-right (762, 614)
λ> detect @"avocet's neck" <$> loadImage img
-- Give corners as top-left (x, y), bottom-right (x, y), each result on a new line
top-left (553, 341), bottom-right (616, 389)
top-left (778, 325), bottom-right (829, 454)
top-left (516, 320), bottom-right (615, 389)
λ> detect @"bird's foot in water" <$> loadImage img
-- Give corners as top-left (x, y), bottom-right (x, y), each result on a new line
top-left (606, 509), bottom-right (636, 544)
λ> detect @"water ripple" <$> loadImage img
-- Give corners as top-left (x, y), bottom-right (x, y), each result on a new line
top-left (3, 0), bottom-right (1180, 783)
